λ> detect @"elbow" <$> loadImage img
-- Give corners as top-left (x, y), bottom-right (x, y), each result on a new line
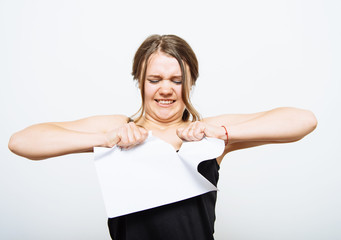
top-left (303, 109), bottom-right (318, 134)
top-left (276, 107), bottom-right (318, 143)
top-left (8, 133), bottom-right (43, 161)
top-left (8, 132), bottom-right (20, 155)
top-left (293, 108), bottom-right (318, 141)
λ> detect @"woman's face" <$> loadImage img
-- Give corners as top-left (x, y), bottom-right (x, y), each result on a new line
top-left (143, 52), bottom-right (186, 123)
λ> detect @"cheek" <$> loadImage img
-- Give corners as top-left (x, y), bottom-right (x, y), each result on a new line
top-left (176, 85), bottom-right (183, 99)
top-left (144, 83), bottom-right (157, 99)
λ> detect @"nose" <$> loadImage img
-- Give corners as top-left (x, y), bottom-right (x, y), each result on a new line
top-left (159, 80), bottom-right (173, 96)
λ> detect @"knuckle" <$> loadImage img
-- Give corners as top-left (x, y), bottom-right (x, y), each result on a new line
top-left (135, 135), bottom-right (142, 142)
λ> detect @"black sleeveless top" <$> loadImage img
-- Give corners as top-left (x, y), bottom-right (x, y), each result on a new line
top-left (107, 159), bottom-right (220, 240)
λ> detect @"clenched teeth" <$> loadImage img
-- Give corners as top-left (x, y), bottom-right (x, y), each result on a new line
top-left (156, 100), bottom-right (175, 104)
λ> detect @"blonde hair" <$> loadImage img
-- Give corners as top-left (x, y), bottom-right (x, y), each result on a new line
top-left (131, 34), bottom-right (200, 122)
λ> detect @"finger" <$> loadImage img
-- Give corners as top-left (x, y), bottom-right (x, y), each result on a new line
top-left (129, 123), bottom-right (142, 143)
top-left (189, 122), bottom-right (204, 140)
top-left (139, 127), bottom-right (149, 142)
top-left (176, 128), bottom-right (184, 139)
top-left (118, 123), bottom-right (135, 148)
top-left (187, 125), bottom-right (197, 141)
top-left (193, 124), bottom-right (205, 140)
top-left (126, 122), bottom-right (136, 143)
top-left (116, 127), bottom-right (127, 148)
top-left (133, 125), bottom-right (148, 145)
top-left (181, 123), bottom-right (197, 141)
top-left (119, 123), bottom-right (148, 149)
top-left (180, 126), bottom-right (192, 140)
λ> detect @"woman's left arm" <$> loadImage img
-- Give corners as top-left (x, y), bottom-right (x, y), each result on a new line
top-left (177, 107), bottom-right (317, 160)
top-left (203, 107), bottom-right (317, 153)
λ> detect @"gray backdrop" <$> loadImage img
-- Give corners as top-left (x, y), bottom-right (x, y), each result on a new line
top-left (1, 0), bottom-right (340, 239)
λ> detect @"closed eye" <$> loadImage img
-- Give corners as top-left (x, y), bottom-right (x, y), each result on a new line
top-left (171, 76), bottom-right (182, 85)
top-left (172, 80), bottom-right (182, 85)
top-left (147, 79), bottom-right (160, 84)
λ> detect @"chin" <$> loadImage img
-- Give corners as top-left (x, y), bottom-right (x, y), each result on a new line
top-left (157, 114), bottom-right (177, 121)
top-left (160, 112), bottom-right (185, 122)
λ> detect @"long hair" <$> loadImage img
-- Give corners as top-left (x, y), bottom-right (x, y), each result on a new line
top-left (131, 34), bottom-right (200, 122)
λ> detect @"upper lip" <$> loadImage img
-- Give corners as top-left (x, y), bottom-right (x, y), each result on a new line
top-left (155, 99), bottom-right (176, 102)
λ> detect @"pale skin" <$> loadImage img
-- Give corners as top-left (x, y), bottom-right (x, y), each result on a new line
top-left (8, 52), bottom-right (318, 164)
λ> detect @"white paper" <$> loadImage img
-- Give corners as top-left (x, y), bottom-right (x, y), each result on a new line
top-left (93, 132), bottom-right (225, 218)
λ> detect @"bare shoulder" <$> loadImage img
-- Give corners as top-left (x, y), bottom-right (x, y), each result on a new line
top-left (53, 114), bottom-right (128, 133)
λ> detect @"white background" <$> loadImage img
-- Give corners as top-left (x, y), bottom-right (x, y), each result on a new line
top-left (1, 0), bottom-right (340, 239)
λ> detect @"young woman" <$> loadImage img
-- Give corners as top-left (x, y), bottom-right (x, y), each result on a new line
top-left (8, 34), bottom-right (317, 240)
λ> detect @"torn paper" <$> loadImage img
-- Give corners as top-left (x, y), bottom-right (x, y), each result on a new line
top-left (93, 132), bottom-right (225, 218)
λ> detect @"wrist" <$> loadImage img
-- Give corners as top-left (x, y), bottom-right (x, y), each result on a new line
top-left (97, 132), bottom-right (119, 148)
top-left (221, 126), bottom-right (229, 145)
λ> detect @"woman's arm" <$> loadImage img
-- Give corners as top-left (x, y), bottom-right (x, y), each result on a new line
top-left (8, 115), bottom-right (130, 160)
top-left (177, 107), bottom-right (317, 163)
top-left (204, 107), bottom-right (317, 151)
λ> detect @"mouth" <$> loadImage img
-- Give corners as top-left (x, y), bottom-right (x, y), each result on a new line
top-left (155, 99), bottom-right (176, 105)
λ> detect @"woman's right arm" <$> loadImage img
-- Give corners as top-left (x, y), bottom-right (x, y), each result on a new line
top-left (8, 115), bottom-right (139, 160)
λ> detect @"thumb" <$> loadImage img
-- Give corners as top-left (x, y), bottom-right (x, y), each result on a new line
top-left (176, 128), bottom-right (184, 136)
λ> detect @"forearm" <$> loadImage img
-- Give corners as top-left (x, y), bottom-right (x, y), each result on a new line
top-left (8, 123), bottom-right (111, 160)
top-left (227, 107), bottom-right (317, 144)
